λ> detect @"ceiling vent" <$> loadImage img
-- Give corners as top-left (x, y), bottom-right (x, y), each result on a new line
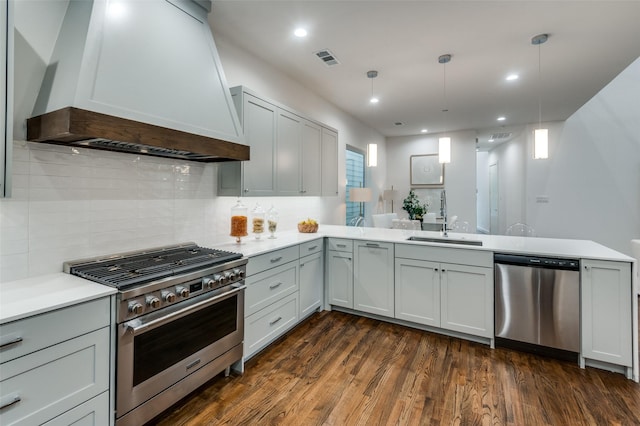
top-left (315, 49), bottom-right (340, 66)
top-left (489, 132), bottom-right (512, 140)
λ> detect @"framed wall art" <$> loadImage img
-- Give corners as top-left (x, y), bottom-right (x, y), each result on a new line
top-left (410, 154), bottom-right (444, 187)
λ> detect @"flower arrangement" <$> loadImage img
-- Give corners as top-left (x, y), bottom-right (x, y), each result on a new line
top-left (402, 190), bottom-right (428, 221)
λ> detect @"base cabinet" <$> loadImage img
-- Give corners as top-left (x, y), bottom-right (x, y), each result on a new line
top-left (0, 298), bottom-right (112, 426)
top-left (395, 258), bottom-right (440, 327)
top-left (395, 244), bottom-right (494, 339)
top-left (327, 239), bottom-right (354, 309)
top-left (581, 259), bottom-right (632, 366)
top-left (300, 251), bottom-right (324, 319)
top-left (354, 241), bottom-right (394, 318)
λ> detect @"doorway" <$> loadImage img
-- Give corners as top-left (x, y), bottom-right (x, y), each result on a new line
top-left (346, 147), bottom-right (365, 225)
top-left (489, 162), bottom-right (499, 234)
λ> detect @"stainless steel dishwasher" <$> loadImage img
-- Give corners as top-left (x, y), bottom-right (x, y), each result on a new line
top-left (494, 254), bottom-right (580, 359)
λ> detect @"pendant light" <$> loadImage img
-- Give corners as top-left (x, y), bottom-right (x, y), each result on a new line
top-left (532, 33), bottom-right (549, 159)
top-left (438, 54), bottom-right (452, 164)
top-left (367, 143), bottom-right (377, 167)
top-left (367, 70), bottom-right (379, 104)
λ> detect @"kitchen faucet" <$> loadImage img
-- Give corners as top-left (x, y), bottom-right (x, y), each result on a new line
top-left (440, 190), bottom-right (448, 237)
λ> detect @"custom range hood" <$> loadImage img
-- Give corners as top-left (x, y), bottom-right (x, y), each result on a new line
top-left (26, 0), bottom-right (249, 162)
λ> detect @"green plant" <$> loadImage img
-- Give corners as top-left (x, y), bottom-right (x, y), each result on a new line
top-left (402, 190), bottom-right (428, 220)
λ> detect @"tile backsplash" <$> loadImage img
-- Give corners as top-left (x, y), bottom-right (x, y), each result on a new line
top-left (0, 141), bottom-right (337, 282)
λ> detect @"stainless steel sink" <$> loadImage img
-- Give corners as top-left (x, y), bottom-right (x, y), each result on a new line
top-left (406, 236), bottom-right (483, 246)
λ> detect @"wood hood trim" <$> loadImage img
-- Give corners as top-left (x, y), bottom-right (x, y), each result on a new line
top-left (27, 107), bottom-right (250, 162)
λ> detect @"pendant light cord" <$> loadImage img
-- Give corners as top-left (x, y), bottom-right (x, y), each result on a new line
top-left (538, 42), bottom-right (542, 130)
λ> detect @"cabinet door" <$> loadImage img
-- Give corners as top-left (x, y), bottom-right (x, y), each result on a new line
top-left (395, 258), bottom-right (440, 327)
top-left (301, 120), bottom-right (322, 196)
top-left (440, 263), bottom-right (493, 338)
top-left (276, 109), bottom-right (302, 195)
top-left (581, 260), bottom-right (632, 366)
top-left (327, 250), bottom-right (353, 309)
top-left (321, 127), bottom-right (338, 196)
top-left (354, 241), bottom-right (395, 318)
top-left (300, 251), bottom-right (324, 318)
top-left (242, 94), bottom-right (277, 196)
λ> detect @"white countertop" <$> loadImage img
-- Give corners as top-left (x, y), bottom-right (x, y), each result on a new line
top-left (2, 225), bottom-right (632, 325)
top-left (214, 224), bottom-right (634, 263)
top-left (0, 273), bottom-right (117, 325)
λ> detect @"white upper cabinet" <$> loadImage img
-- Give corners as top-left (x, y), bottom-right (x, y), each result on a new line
top-left (321, 127), bottom-right (338, 196)
top-left (218, 86), bottom-right (337, 197)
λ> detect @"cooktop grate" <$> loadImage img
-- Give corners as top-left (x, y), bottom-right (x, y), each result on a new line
top-left (69, 245), bottom-right (242, 289)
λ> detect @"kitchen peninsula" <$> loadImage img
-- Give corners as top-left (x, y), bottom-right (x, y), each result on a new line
top-left (213, 224), bottom-right (638, 383)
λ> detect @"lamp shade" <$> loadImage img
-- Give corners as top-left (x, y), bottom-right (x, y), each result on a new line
top-left (439, 137), bottom-right (451, 164)
top-left (534, 128), bottom-right (548, 159)
top-left (349, 187), bottom-right (372, 202)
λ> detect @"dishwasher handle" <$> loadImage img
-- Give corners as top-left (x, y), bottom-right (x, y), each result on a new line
top-left (494, 253), bottom-right (579, 271)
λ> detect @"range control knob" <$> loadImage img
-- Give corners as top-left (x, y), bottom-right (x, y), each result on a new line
top-left (162, 291), bottom-right (176, 303)
top-left (225, 271), bottom-right (236, 282)
top-left (202, 277), bottom-right (218, 289)
top-left (128, 301), bottom-right (143, 315)
top-left (146, 296), bottom-right (161, 309)
top-left (214, 274), bottom-right (225, 286)
top-left (233, 268), bottom-right (245, 280)
top-left (176, 286), bottom-right (190, 298)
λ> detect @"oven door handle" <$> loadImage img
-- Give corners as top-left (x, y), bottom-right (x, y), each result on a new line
top-left (125, 284), bottom-right (246, 335)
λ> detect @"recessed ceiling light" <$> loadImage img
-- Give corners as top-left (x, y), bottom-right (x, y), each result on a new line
top-left (506, 74), bottom-right (519, 81)
top-left (370, 97), bottom-right (379, 104)
top-left (488, 138), bottom-right (495, 142)
top-left (421, 129), bottom-right (428, 133)
top-left (294, 28), bottom-right (307, 38)
top-left (497, 116), bottom-right (506, 121)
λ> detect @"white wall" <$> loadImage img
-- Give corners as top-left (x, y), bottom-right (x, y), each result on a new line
top-left (385, 130), bottom-right (477, 231)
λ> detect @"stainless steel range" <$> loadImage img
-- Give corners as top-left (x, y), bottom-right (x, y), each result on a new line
top-left (64, 243), bottom-right (247, 426)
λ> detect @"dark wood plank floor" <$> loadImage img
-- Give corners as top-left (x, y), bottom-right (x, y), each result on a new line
top-left (153, 300), bottom-right (640, 426)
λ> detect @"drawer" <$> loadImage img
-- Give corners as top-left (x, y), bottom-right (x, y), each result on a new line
top-left (395, 243), bottom-right (493, 268)
top-left (299, 239), bottom-right (323, 257)
top-left (42, 391), bottom-right (109, 426)
top-left (245, 292), bottom-right (298, 359)
top-left (246, 245), bottom-right (299, 276)
top-left (245, 262), bottom-right (299, 317)
top-left (0, 297), bottom-right (111, 364)
top-left (0, 327), bottom-right (110, 426)
top-left (328, 238), bottom-right (353, 252)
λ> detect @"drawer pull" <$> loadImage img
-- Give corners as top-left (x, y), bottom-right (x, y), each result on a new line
top-left (269, 316), bottom-right (283, 326)
top-left (308, 245), bottom-right (318, 251)
top-left (336, 244), bottom-right (347, 248)
top-left (270, 256), bottom-right (283, 263)
top-left (269, 282), bottom-right (283, 290)
top-left (0, 336), bottom-right (23, 350)
top-left (186, 359), bottom-right (201, 370)
top-left (0, 394), bottom-right (21, 410)
top-left (366, 243), bottom-right (380, 247)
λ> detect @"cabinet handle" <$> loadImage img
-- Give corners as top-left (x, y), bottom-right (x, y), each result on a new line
top-left (0, 393), bottom-right (21, 410)
top-left (244, 188), bottom-right (249, 193)
top-left (584, 265), bottom-right (590, 271)
top-left (270, 256), bottom-right (283, 263)
top-left (269, 316), bottom-right (283, 326)
top-left (269, 282), bottom-right (283, 290)
top-left (308, 245), bottom-right (318, 251)
top-left (366, 243), bottom-right (380, 247)
top-left (434, 268), bottom-right (439, 272)
top-left (337, 244), bottom-right (347, 248)
top-left (442, 269), bottom-right (446, 273)
top-left (0, 336), bottom-right (23, 349)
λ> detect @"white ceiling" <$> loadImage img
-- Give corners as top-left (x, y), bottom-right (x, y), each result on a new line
top-left (208, 1), bottom-right (640, 149)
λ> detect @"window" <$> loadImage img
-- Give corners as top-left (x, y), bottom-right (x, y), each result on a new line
top-left (346, 147), bottom-right (365, 225)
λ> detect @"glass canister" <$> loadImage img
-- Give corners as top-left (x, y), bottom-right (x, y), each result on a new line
top-left (230, 198), bottom-right (248, 243)
top-left (252, 203), bottom-right (265, 239)
top-left (267, 205), bottom-right (279, 238)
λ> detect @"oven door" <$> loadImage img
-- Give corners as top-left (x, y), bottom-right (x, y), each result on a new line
top-left (116, 283), bottom-right (245, 418)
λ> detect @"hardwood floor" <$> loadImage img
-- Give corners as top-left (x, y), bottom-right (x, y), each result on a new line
top-left (153, 304), bottom-right (640, 426)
